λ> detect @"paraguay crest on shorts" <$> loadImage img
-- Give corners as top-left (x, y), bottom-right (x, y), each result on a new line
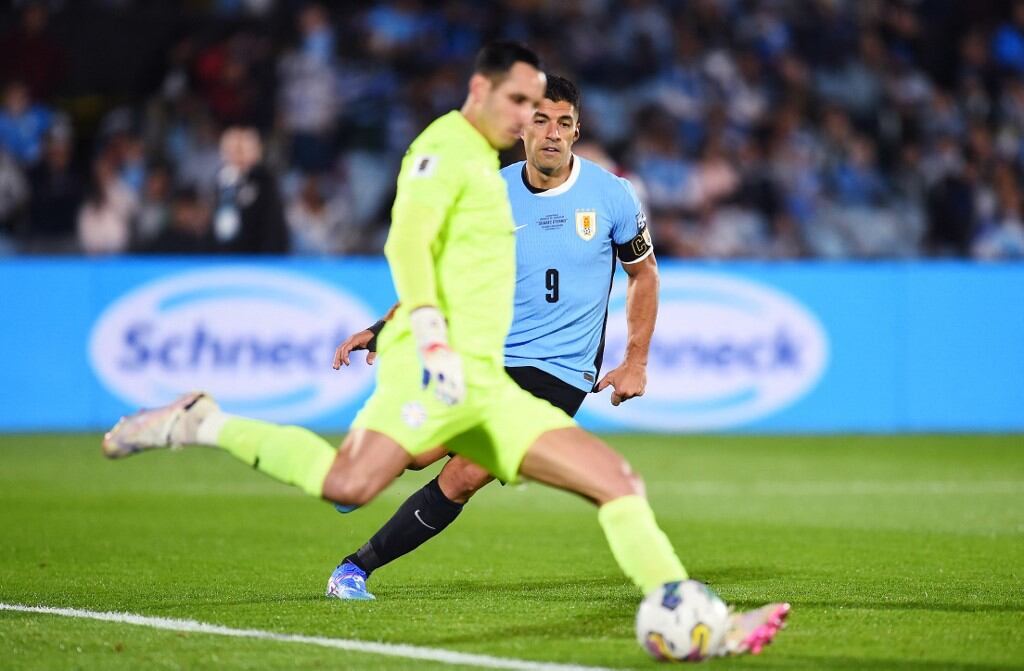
top-left (575, 210), bottom-right (597, 241)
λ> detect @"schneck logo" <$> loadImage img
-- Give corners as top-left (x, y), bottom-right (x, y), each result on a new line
top-left (89, 267), bottom-right (376, 422)
top-left (590, 272), bottom-right (829, 430)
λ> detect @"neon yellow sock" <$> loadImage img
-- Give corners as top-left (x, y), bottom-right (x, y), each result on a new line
top-left (212, 417), bottom-right (336, 498)
top-left (598, 494), bottom-right (688, 594)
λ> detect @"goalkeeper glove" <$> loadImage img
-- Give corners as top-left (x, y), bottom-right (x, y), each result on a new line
top-left (409, 306), bottom-right (465, 406)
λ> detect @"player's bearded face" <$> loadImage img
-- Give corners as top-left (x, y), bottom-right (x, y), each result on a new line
top-left (479, 63), bottom-right (545, 150)
top-left (524, 99), bottom-right (579, 176)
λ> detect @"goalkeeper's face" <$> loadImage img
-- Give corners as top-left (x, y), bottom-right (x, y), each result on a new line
top-left (474, 63), bottom-right (546, 150)
top-left (523, 99), bottom-right (579, 177)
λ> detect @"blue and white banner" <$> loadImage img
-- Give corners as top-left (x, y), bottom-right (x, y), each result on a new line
top-left (88, 266), bottom-right (377, 423)
top-left (1, 258), bottom-right (1021, 433)
top-left (586, 271), bottom-right (829, 431)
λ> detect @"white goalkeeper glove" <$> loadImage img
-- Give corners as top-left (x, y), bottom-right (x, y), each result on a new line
top-left (409, 306), bottom-right (465, 406)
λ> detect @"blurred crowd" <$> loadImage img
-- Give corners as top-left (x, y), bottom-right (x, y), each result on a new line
top-left (3, 0), bottom-right (1024, 259)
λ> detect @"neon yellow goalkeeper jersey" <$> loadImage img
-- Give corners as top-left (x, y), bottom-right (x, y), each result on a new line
top-left (381, 111), bottom-right (517, 364)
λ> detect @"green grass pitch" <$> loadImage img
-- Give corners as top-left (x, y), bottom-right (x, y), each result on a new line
top-left (1, 433), bottom-right (1022, 670)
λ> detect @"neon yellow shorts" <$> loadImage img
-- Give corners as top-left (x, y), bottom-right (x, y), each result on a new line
top-left (350, 339), bottom-right (575, 483)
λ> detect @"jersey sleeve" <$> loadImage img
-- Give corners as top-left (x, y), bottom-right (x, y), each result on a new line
top-left (611, 177), bottom-right (654, 264)
top-left (383, 145), bottom-right (464, 309)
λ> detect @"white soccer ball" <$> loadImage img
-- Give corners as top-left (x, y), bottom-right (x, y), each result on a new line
top-left (636, 580), bottom-right (730, 662)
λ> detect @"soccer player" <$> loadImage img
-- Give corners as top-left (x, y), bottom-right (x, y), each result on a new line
top-left (327, 74), bottom-right (659, 600)
top-left (102, 42), bottom-right (788, 657)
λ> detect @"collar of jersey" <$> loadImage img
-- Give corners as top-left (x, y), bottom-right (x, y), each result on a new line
top-left (529, 153), bottom-right (581, 198)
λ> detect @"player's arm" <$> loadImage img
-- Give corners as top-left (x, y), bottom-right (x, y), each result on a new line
top-left (596, 253), bottom-right (659, 405)
top-left (382, 149), bottom-right (466, 405)
top-left (333, 303), bottom-right (399, 368)
top-left (384, 184), bottom-right (445, 311)
top-left (596, 180), bottom-right (658, 406)
top-left (621, 252), bottom-right (659, 368)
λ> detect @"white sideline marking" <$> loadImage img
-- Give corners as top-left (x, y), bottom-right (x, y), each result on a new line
top-left (650, 480), bottom-right (1024, 496)
top-left (0, 603), bottom-right (618, 671)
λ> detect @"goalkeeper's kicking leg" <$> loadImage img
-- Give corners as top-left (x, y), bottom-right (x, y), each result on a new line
top-left (102, 391), bottom-right (437, 600)
top-left (102, 391), bottom-right (415, 513)
top-left (516, 426), bottom-right (790, 657)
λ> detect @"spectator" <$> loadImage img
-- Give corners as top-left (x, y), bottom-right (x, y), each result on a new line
top-left (364, 0), bottom-right (434, 65)
top-left (0, 1), bottom-right (66, 100)
top-left (692, 133), bottom-right (769, 259)
top-left (0, 149), bottom-right (28, 253)
top-left (286, 174), bottom-right (352, 255)
top-left (992, 0), bottom-right (1024, 74)
top-left (716, 47), bottom-right (773, 132)
top-left (113, 132), bottom-right (148, 198)
top-left (212, 126), bottom-right (288, 254)
top-left (137, 186), bottom-right (212, 255)
top-left (194, 31), bottom-right (265, 128)
top-left (77, 153), bottom-right (137, 256)
top-left (134, 162), bottom-right (174, 246)
top-left (652, 26), bottom-right (711, 153)
top-left (925, 153), bottom-right (978, 257)
top-left (693, 132), bottom-right (741, 212)
top-left (630, 106), bottom-right (700, 215)
top-left (25, 125), bottom-right (81, 252)
top-left (277, 3), bottom-right (340, 174)
top-left (168, 112), bottom-right (222, 198)
top-left (972, 163), bottom-right (1024, 259)
top-left (0, 81), bottom-right (53, 167)
top-left (997, 75), bottom-right (1024, 131)
top-left (829, 136), bottom-right (888, 207)
top-left (959, 28), bottom-right (995, 115)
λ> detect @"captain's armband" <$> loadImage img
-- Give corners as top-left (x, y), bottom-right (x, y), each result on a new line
top-left (616, 211), bottom-right (653, 264)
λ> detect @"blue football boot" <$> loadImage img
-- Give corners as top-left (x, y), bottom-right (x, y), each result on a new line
top-left (325, 561), bottom-right (375, 600)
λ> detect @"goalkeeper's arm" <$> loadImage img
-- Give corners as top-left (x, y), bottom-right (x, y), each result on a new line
top-left (384, 203), bottom-right (465, 405)
top-left (380, 153), bottom-right (465, 405)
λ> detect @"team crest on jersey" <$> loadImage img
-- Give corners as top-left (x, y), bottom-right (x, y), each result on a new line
top-left (401, 401), bottom-right (427, 428)
top-left (575, 210), bottom-right (597, 241)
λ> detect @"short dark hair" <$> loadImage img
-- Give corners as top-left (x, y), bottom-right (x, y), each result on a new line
top-left (473, 40), bottom-right (543, 83)
top-left (544, 75), bottom-right (581, 116)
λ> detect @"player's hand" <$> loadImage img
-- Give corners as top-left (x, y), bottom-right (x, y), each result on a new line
top-left (420, 343), bottom-right (465, 406)
top-left (410, 306), bottom-right (466, 406)
top-left (333, 329), bottom-right (377, 368)
top-left (595, 361), bottom-right (647, 406)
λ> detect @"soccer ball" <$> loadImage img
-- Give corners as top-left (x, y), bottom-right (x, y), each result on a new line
top-left (636, 580), bottom-right (730, 662)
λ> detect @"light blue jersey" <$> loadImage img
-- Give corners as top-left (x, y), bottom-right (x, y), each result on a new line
top-left (501, 156), bottom-right (653, 392)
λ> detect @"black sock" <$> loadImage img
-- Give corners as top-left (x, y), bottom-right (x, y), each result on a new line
top-left (344, 477), bottom-right (464, 577)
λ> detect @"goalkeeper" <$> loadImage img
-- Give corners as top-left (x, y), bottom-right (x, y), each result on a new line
top-left (103, 41), bottom-right (787, 658)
